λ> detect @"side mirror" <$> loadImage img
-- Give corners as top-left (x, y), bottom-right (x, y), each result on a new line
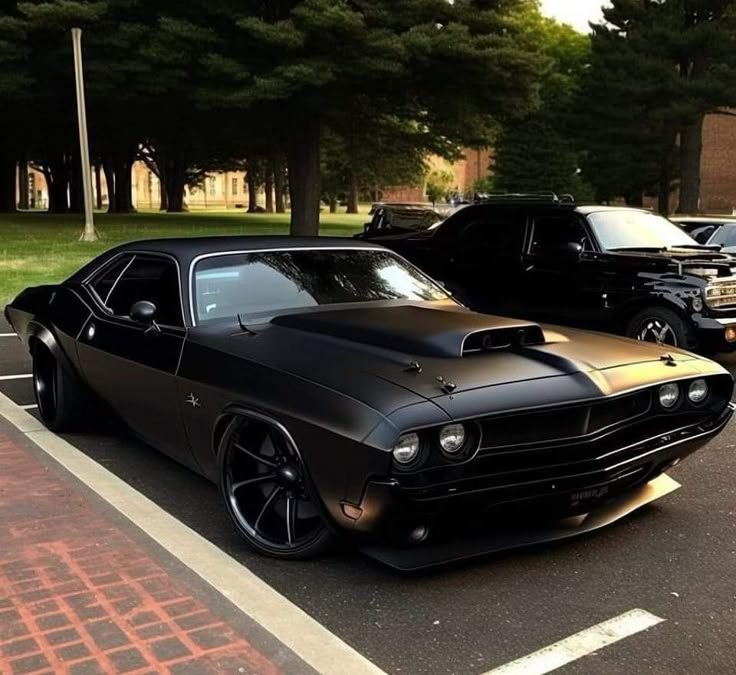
top-left (130, 301), bottom-right (161, 335)
top-left (130, 300), bottom-right (157, 324)
top-left (560, 242), bottom-right (583, 259)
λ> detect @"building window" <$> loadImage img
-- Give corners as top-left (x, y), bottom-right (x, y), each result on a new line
top-left (209, 177), bottom-right (217, 196)
top-left (232, 177), bottom-right (238, 195)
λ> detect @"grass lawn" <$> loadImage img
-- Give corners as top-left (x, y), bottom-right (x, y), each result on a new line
top-left (0, 209), bottom-right (366, 304)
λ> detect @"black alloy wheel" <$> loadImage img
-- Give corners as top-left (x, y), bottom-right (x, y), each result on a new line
top-left (33, 343), bottom-right (57, 424)
top-left (626, 306), bottom-right (697, 351)
top-left (218, 416), bottom-right (332, 559)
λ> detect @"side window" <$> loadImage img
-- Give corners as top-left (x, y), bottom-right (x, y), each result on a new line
top-left (457, 216), bottom-right (526, 265)
top-left (104, 256), bottom-right (183, 327)
top-left (530, 217), bottom-right (589, 256)
top-left (90, 255), bottom-right (135, 307)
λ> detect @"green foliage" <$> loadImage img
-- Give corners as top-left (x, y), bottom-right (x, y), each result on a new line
top-left (425, 168), bottom-right (455, 205)
top-left (494, 10), bottom-right (591, 198)
top-left (577, 0), bottom-right (736, 210)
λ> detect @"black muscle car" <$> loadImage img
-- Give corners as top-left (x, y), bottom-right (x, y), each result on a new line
top-left (366, 196), bottom-right (736, 355)
top-left (5, 237), bottom-right (734, 569)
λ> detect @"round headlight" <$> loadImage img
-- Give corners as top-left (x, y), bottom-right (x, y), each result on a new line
top-left (692, 296), bottom-right (704, 313)
top-left (688, 378), bottom-right (709, 403)
top-left (393, 433), bottom-right (420, 465)
top-left (439, 424), bottom-right (466, 454)
top-left (659, 383), bottom-right (680, 409)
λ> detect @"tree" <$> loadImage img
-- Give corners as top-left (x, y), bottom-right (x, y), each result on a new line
top-left (579, 0), bottom-right (736, 213)
top-left (425, 169), bottom-right (454, 206)
top-left (494, 15), bottom-right (592, 198)
top-left (202, 0), bottom-right (545, 234)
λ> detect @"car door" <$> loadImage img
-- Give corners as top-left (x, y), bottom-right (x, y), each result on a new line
top-left (519, 214), bottom-right (606, 327)
top-left (439, 210), bottom-right (528, 315)
top-left (76, 253), bottom-right (196, 467)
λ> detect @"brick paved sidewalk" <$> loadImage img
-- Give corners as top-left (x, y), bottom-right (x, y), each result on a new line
top-left (0, 423), bottom-right (310, 675)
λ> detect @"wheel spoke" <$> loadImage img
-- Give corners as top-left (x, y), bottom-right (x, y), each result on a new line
top-left (233, 442), bottom-right (278, 468)
top-left (254, 486), bottom-right (283, 533)
top-left (285, 497), bottom-right (297, 545)
top-left (231, 474), bottom-right (276, 492)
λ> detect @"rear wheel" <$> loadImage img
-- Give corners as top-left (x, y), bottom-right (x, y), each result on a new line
top-left (626, 306), bottom-right (698, 351)
top-left (218, 415), bottom-right (333, 559)
top-left (32, 343), bottom-right (89, 432)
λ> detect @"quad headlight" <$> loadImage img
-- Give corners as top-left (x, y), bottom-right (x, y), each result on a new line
top-left (393, 432), bottom-right (420, 465)
top-left (658, 383), bottom-right (680, 409)
top-left (439, 424), bottom-right (467, 454)
top-left (688, 378), bottom-right (709, 404)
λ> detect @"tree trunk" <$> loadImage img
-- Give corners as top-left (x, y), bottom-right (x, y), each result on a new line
top-left (287, 112), bottom-right (321, 236)
top-left (247, 166), bottom-right (259, 212)
top-left (625, 191), bottom-right (644, 208)
top-left (347, 167), bottom-right (359, 214)
top-left (47, 154), bottom-right (70, 214)
top-left (274, 156), bottom-right (286, 213)
top-left (0, 154), bottom-right (16, 212)
top-left (160, 181), bottom-right (169, 211)
top-left (265, 168), bottom-right (274, 213)
top-left (166, 160), bottom-right (187, 213)
top-left (677, 115), bottom-right (704, 214)
top-left (94, 163), bottom-right (103, 210)
top-left (658, 166), bottom-right (671, 216)
top-left (102, 157), bottom-right (116, 213)
top-left (329, 197), bottom-right (337, 213)
top-left (18, 161), bottom-right (29, 210)
top-left (69, 151), bottom-right (84, 214)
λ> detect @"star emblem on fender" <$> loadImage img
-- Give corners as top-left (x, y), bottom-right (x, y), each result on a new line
top-left (185, 393), bottom-right (201, 409)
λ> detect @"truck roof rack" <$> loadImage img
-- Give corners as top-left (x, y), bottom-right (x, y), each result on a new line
top-left (473, 192), bottom-right (576, 205)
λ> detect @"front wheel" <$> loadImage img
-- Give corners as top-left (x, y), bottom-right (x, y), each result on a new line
top-left (32, 343), bottom-right (89, 432)
top-left (218, 415), bottom-right (333, 560)
top-left (626, 307), bottom-right (698, 351)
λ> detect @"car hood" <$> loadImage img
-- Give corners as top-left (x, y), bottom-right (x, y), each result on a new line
top-left (203, 304), bottom-right (704, 416)
top-left (605, 247), bottom-right (736, 278)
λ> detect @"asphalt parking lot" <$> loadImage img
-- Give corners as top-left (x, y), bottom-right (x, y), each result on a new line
top-left (2, 315), bottom-right (736, 675)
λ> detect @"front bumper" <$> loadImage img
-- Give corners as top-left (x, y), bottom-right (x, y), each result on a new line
top-left (694, 315), bottom-right (736, 352)
top-left (349, 402), bottom-right (734, 569)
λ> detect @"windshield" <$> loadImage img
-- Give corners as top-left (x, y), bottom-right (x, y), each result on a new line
top-left (193, 248), bottom-right (450, 323)
top-left (588, 210), bottom-right (699, 250)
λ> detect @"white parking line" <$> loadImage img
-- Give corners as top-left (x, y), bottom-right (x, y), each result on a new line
top-left (0, 374), bottom-right (32, 381)
top-left (0, 333), bottom-right (18, 338)
top-left (484, 609), bottom-right (665, 675)
top-left (0, 392), bottom-right (385, 675)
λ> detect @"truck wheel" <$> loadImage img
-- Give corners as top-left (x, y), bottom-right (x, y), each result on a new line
top-left (626, 307), bottom-right (698, 351)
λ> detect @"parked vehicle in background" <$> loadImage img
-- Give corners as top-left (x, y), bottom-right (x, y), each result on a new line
top-left (703, 222), bottom-right (736, 253)
top-left (671, 216), bottom-right (736, 245)
top-left (368, 194), bottom-right (736, 354)
top-left (7, 236), bottom-right (734, 568)
top-left (360, 203), bottom-right (445, 237)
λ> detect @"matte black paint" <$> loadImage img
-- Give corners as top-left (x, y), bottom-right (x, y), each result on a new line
top-left (5, 236), bottom-right (735, 565)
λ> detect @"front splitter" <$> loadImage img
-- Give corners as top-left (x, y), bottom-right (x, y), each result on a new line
top-left (360, 474), bottom-right (681, 571)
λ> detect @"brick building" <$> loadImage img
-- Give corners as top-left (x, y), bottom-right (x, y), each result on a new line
top-left (700, 112), bottom-right (736, 213)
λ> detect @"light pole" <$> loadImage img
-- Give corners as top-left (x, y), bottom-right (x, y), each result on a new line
top-left (71, 27), bottom-right (99, 242)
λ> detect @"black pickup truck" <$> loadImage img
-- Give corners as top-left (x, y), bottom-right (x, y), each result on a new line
top-left (366, 195), bottom-right (736, 354)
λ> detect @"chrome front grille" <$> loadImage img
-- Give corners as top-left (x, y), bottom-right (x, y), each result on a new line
top-left (705, 278), bottom-right (736, 309)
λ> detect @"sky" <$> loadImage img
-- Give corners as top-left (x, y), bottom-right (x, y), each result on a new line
top-left (540, 0), bottom-right (611, 33)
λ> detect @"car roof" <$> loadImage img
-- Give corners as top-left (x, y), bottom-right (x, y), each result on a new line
top-left (68, 235), bottom-right (383, 283)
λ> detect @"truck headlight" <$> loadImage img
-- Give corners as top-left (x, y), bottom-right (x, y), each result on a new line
top-left (393, 433), bottom-right (420, 465)
top-left (688, 379), bottom-right (708, 403)
top-left (439, 424), bottom-right (466, 454)
top-left (659, 383), bottom-right (680, 409)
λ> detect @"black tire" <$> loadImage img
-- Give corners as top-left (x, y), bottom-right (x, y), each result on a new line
top-left (217, 415), bottom-right (333, 560)
top-left (626, 306), bottom-right (698, 351)
top-left (32, 342), bottom-right (89, 432)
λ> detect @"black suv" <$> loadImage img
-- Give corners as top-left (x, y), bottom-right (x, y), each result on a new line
top-left (366, 195), bottom-right (736, 354)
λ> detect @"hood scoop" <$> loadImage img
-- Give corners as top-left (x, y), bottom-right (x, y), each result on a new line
top-left (271, 305), bottom-right (546, 359)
